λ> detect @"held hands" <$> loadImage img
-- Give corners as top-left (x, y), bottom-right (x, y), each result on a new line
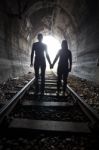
top-left (30, 62), bottom-right (54, 69)
top-left (30, 63), bottom-right (33, 67)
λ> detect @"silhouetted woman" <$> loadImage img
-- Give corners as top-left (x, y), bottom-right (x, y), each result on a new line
top-left (52, 40), bottom-right (72, 96)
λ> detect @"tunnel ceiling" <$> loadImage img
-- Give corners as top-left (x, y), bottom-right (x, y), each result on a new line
top-left (1, 0), bottom-right (98, 42)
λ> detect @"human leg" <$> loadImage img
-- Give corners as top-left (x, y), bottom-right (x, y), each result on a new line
top-left (63, 71), bottom-right (68, 95)
top-left (34, 63), bottom-right (39, 94)
top-left (57, 71), bottom-right (62, 94)
top-left (41, 63), bottom-right (46, 94)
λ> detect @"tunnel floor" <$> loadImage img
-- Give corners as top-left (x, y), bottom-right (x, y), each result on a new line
top-left (0, 71), bottom-right (99, 150)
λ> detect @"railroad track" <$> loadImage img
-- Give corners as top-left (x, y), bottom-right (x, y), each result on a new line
top-left (0, 71), bottom-right (99, 136)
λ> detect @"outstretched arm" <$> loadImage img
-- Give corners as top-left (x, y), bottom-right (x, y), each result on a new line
top-left (45, 46), bottom-right (51, 66)
top-left (52, 50), bottom-right (60, 67)
top-left (30, 44), bottom-right (34, 66)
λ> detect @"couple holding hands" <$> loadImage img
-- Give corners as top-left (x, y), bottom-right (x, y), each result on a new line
top-left (30, 33), bottom-right (72, 96)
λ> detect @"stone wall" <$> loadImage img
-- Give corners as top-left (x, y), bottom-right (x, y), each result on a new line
top-left (0, 13), bottom-right (32, 83)
top-left (72, 17), bottom-right (99, 83)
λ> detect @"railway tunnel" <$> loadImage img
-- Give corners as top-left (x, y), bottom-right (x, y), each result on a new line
top-left (0, 1), bottom-right (99, 149)
top-left (0, 0), bottom-right (99, 83)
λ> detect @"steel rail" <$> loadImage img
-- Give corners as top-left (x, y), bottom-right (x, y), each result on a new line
top-left (0, 77), bottom-right (35, 124)
top-left (67, 85), bottom-right (99, 129)
top-left (53, 71), bottom-right (99, 130)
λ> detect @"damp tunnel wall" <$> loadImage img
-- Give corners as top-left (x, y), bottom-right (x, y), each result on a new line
top-left (0, 0), bottom-right (99, 84)
top-left (0, 13), bottom-right (32, 82)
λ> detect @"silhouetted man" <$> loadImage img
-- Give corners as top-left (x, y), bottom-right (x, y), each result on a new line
top-left (30, 33), bottom-right (51, 95)
top-left (51, 40), bottom-right (72, 96)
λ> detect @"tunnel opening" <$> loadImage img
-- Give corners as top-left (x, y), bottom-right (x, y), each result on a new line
top-left (43, 35), bottom-right (61, 70)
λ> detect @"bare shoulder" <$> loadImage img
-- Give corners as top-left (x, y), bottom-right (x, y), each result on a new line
top-left (43, 43), bottom-right (47, 47)
top-left (59, 49), bottom-right (62, 54)
top-left (42, 43), bottom-right (47, 50)
top-left (57, 49), bottom-right (61, 52)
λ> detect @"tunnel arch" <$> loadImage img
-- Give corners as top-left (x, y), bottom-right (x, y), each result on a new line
top-left (23, 1), bottom-right (79, 67)
top-left (0, 0), bottom-right (99, 83)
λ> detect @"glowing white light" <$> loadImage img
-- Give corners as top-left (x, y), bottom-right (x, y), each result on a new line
top-left (43, 36), bottom-right (61, 62)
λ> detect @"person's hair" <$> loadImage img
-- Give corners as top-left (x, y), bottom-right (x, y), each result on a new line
top-left (62, 40), bottom-right (68, 49)
top-left (37, 33), bottom-right (43, 39)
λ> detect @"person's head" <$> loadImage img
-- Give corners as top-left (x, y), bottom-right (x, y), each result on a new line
top-left (37, 33), bottom-right (43, 42)
top-left (61, 40), bottom-right (68, 50)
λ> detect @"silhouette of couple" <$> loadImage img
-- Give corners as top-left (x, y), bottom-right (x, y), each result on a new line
top-left (30, 33), bottom-right (72, 96)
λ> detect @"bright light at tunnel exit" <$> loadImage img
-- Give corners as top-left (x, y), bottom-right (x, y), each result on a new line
top-left (43, 36), bottom-right (61, 62)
